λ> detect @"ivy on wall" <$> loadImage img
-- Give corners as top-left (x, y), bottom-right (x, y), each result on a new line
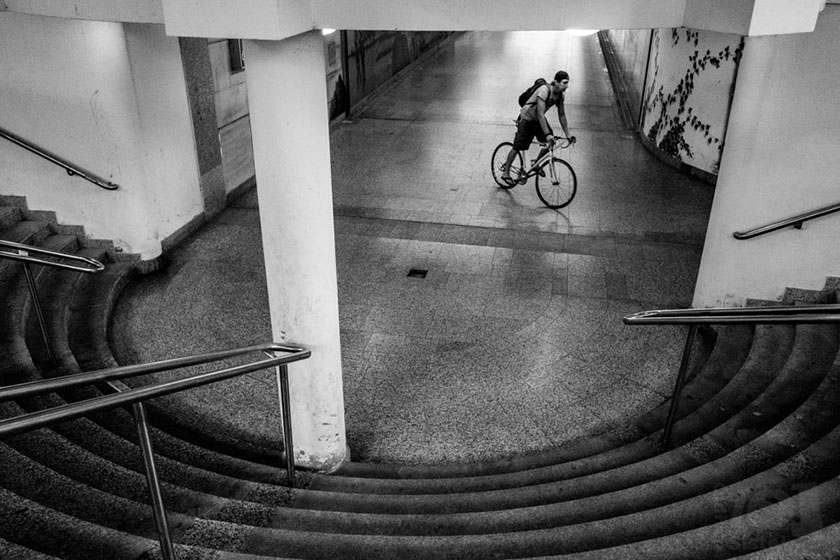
top-left (643, 29), bottom-right (743, 164)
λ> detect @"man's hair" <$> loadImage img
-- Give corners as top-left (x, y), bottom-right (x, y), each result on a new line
top-left (554, 70), bottom-right (570, 82)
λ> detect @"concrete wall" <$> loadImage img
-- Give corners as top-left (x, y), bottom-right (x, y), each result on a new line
top-left (694, 5), bottom-right (840, 306)
top-left (180, 37), bottom-right (227, 218)
top-left (208, 38), bottom-right (255, 195)
top-left (0, 12), bottom-right (203, 259)
top-left (602, 26), bottom-right (741, 179)
top-left (641, 28), bottom-right (741, 178)
top-left (601, 29), bottom-right (652, 128)
top-left (346, 31), bottom-right (453, 106)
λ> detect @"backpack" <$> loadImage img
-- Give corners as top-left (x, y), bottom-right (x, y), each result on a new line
top-left (518, 78), bottom-right (547, 107)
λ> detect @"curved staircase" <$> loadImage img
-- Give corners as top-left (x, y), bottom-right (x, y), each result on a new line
top-left (2, 196), bottom-right (840, 559)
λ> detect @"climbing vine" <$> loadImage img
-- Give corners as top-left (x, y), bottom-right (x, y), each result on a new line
top-left (643, 29), bottom-right (744, 163)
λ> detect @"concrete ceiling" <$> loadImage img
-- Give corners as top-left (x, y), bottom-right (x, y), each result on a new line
top-left (1, 0), bottom-right (829, 39)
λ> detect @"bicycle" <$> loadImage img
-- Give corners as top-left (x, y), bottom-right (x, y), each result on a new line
top-left (491, 137), bottom-right (577, 209)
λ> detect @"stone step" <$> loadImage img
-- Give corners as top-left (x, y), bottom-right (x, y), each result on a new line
top-left (0, 488), bottom-right (280, 560)
top-left (732, 520), bottom-right (840, 559)
top-left (0, 220), bottom-right (54, 282)
top-left (3, 324), bottom-right (837, 546)
top-left (0, 536), bottom-right (61, 560)
top-left (0, 205), bottom-right (23, 231)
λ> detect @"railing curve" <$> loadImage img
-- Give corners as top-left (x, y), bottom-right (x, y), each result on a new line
top-left (624, 304), bottom-right (840, 448)
top-left (733, 201), bottom-right (840, 240)
top-left (0, 239), bottom-right (105, 273)
top-left (0, 239), bottom-right (105, 363)
top-left (0, 126), bottom-right (119, 190)
top-left (0, 341), bottom-right (311, 560)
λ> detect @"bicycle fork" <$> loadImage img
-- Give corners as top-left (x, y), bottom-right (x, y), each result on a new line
top-left (547, 157), bottom-right (559, 185)
top-left (541, 148), bottom-right (559, 185)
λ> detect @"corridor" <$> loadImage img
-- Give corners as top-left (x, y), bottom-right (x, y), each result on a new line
top-left (112, 31), bottom-right (715, 466)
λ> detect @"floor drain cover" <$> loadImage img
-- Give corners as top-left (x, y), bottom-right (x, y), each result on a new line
top-left (407, 268), bottom-right (428, 278)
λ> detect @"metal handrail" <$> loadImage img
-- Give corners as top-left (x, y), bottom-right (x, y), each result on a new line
top-left (0, 341), bottom-right (311, 560)
top-left (624, 304), bottom-right (840, 448)
top-left (0, 239), bottom-right (106, 273)
top-left (624, 303), bottom-right (840, 324)
top-left (0, 126), bottom-right (119, 190)
top-left (733, 201), bottom-right (840, 240)
top-left (0, 239), bottom-right (105, 363)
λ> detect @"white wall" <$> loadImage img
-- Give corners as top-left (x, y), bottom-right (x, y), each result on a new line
top-left (693, 5), bottom-right (840, 306)
top-left (0, 12), bottom-right (202, 259)
top-left (641, 28), bottom-right (741, 176)
top-left (603, 29), bottom-right (652, 128)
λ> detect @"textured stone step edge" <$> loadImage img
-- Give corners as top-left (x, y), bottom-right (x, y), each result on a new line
top-left (287, 349), bottom-right (840, 516)
top-left (5, 357), bottom-right (839, 546)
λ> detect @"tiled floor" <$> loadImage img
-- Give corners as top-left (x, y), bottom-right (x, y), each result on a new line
top-left (112, 31), bottom-right (715, 466)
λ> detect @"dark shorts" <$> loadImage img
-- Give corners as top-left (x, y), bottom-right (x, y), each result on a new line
top-left (513, 118), bottom-right (553, 151)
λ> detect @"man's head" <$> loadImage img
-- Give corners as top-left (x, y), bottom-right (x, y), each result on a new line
top-left (553, 70), bottom-right (570, 94)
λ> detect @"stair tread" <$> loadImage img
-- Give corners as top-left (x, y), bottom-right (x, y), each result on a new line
top-left (5, 359), bottom-right (840, 541)
top-left (0, 206), bottom-right (23, 231)
top-left (0, 536), bottom-right (61, 560)
top-left (732, 520), bottom-right (840, 559)
top-left (0, 487), bottom-right (154, 560)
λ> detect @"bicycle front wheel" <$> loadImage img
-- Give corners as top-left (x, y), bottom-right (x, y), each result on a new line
top-left (535, 157), bottom-right (577, 209)
top-left (491, 142), bottom-right (524, 189)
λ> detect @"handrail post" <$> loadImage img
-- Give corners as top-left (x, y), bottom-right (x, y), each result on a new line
top-left (132, 402), bottom-right (176, 560)
top-left (20, 257), bottom-right (55, 365)
top-left (662, 324), bottom-right (698, 449)
top-left (276, 363), bottom-right (296, 487)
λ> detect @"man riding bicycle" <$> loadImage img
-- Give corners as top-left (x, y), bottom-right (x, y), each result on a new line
top-left (501, 70), bottom-right (575, 186)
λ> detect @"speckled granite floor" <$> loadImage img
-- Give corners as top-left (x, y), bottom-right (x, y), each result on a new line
top-left (111, 31), bottom-right (714, 466)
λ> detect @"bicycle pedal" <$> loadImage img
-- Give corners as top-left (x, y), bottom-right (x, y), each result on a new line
top-left (538, 170), bottom-right (546, 177)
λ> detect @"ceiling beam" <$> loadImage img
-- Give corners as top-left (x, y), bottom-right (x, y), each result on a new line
top-left (2, 0), bottom-right (828, 39)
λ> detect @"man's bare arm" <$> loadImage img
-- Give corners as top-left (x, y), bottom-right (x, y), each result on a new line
top-left (557, 105), bottom-right (570, 138)
top-left (536, 97), bottom-right (551, 136)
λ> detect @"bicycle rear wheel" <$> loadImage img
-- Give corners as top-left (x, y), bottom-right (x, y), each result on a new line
top-left (535, 157), bottom-right (577, 209)
top-left (491, 142), bottom-right (524, 189)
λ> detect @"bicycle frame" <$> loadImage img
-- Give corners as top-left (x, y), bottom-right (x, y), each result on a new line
top-left (491, 136), bottom-right (577, 209)
top-left (518, 138), bottom-right (571, 181)
top-left (523, 144), bottom-right (554, 179)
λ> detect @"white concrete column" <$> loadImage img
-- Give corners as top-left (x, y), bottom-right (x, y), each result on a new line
top-left (244, 32), bottom-right (347, 472)
top-left (693, 7), bottom-right (840, 307)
